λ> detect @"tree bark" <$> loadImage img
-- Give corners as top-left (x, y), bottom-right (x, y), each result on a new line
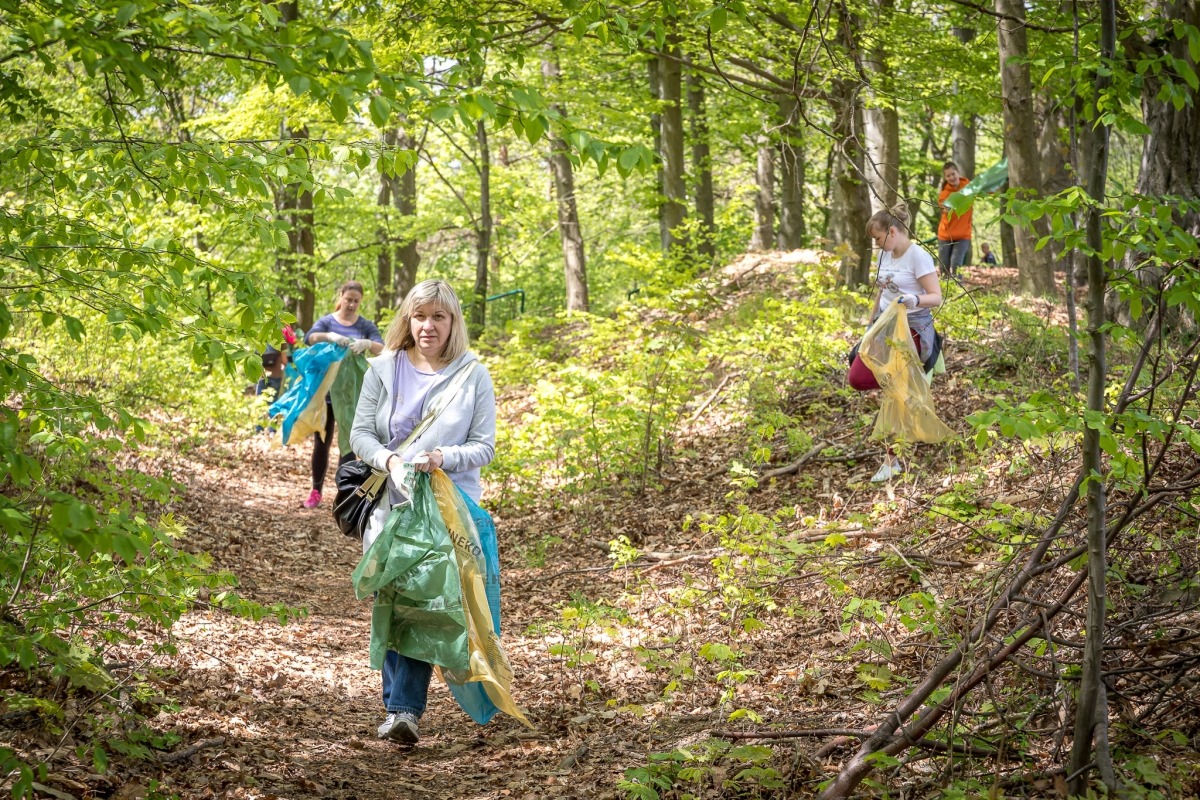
top-left (393, 128), bottom-right (420, 305)
top-left (1111, 0), bottom-right (1200, 329)
top-left (687, 63), bottom-right (715, 260)
top-left (472, 119), bottom-right (491, 337)
top-left (1068, 0), bottom-right (1115, 789)
top-left (828, 4), bottom-right (872, 286)
top-left (375, 129), bottom-right (395, 318)
top-left (997, 0), bottom-right (1054, 294)
top-left (951, 27), bottom-right (977, 179)
top-left (647, 56), bottom-right (667, 253)
top-left (777, 96), bottom-right (806, 249)
top-left (274, 0), bottom-right (315, 330)
top-left (750, 132), bottom-right (775, 250)
top-left (543, 57), bottom-right (589, 312)
top-left (862, 0), bottom-right (899, 214)
top-left (658, 32), bottom-right (688, 254)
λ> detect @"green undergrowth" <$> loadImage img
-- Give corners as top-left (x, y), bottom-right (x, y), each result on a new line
top-left (489, 263), bottom-right (1200, 798)
top-left (1, 296), bottom-right (299, 794)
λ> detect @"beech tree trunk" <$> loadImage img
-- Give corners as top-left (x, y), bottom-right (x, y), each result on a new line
top-left (1112, 0), bottom-right (1200, 329)
top-left (1036, 94), bottom-right (1073, 268)
top-left (543, 57), bottom-right (589, 311)
top-left (951, 27), bottom-right (977, 179)
top-left (647, 57), bottom-right (667, 253)
top-left (750, 133), bottom-right (775, 250)
top-left (777, 96), bottom-right (806, 249)
top-left (658, 33), bottom-right (688, 254)
top-left (472, 119), bottom-right (491, 337)
top-left (862, 0), bottom-right (899, 214)
top-left (1069, 0), bottom-right (1115, 789)
top-left (828, 5), bottom-right (872, 286)
top-left (393, 128), bottom-right (420, 304)
top-left (687, 64), bottom-right (715, 260)
top-left (375, 130), bottom-right (395, 318)
top-left (997, 0), bottom-right (1054, 294)
top-left (274, 0), bottom-right (315, 330)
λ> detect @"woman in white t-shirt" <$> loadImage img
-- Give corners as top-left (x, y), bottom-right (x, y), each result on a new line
top-left (847, 203), bottom-right (942, 481)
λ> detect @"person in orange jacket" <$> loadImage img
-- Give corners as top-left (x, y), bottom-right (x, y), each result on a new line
top-left (937, 161), bottom-right (972, 278)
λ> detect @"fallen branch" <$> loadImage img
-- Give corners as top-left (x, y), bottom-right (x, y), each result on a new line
top-left (686, 374), bottom-right (733, 426)
top-left (713, 727), bottom-right (1002, 758)
top-left (159, 736), bottom-right (226, 764)
top-left (758, 440), bottom-right (829, 482)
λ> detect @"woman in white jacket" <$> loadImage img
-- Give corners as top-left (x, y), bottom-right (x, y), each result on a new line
top-left (349, 279), bottom-right (496, 745)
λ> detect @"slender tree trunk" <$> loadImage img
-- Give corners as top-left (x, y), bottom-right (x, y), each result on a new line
top-left (1111, 0), bottom-right (1200, 329)
top-left (543, 56), bottom-right (589, 311)
top-left (862, 0), bottom-right (899, 214)
top-left (951, 27), bottom-right (977, 178)
top-left (997, 0), bottom-right (1054, 294)
top-left (648, 56), bottom-right (667, 253)
top-left (687, 63), bottom-right (715, 260)
top-left (376, 129), bottom-right (397, 317)
top-left (777, 96), bottom-right (806, 249)
top-left (1037, 94), bottom-right (1073, 267)
top-left (1068, 0), bottom-right (1115, 789)
top-left (274, 0), bottom-right (316, 330)
top-left (393, 128), bottom-right (420, 304)
top-left (828, 5), bottom-right (872, 286)
top-left (750, 132), bottom-right (775, 250)
top-left (658, 32), bottom-right (688, 254)
top-left (472, 119), bottom-right (491, 337)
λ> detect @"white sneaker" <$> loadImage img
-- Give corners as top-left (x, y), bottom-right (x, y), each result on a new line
top-left (377, 711), bottom-right (419, 744)
top-left (870, 460), bottom-right (904, 483)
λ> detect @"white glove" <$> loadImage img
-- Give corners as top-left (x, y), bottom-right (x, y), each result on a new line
top-left (389, 458), bottom-right (416, 501)
top-left (349, 338), bottom-right (372, 354)
top-left (899, 294), bottom-right (919, 310)
top-left (330, 333), bottom-right (354, 348)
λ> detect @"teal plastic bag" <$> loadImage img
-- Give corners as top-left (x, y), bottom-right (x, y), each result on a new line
top-left (268, 342), bottom-right (346, 445)
top-left (446, 495), bottom-right (501, 724)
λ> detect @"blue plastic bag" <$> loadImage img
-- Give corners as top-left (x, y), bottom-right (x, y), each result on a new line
top-left (268, 342), bottom-right (346, 445)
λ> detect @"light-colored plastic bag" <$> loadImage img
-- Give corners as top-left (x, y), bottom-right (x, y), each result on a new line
top-left (858, 302), bottom-right (953, 444)
top-left (352, 470), bottom-right (530, 727)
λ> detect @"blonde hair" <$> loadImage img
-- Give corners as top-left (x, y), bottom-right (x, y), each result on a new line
top-left (333, 280), bottom-right (365, 311)
top-left (384, 279), bottom-right (468, 362)
top-left (866, 203), bottom-right (911, 237)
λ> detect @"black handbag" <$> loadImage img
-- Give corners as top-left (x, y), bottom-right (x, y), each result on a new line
top-left (330, 359), bottom-right (478, 539)
top-left (332, 460), bottom-right (389, 539)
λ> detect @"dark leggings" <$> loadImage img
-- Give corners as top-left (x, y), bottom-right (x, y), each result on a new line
top-left (311, 404), bottom-right (355, 492)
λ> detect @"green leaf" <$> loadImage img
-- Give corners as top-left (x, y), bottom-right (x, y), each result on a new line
top-left (369, 95), bottom-right (391, 127)
top-left (711, 7), bottom-right (728, 32)
top-left (116, 3), bottom-right (139, 26)
top-left (330, 92), bottom-right (348, 123)
top-left (618, 147), bottom-right (641, 172)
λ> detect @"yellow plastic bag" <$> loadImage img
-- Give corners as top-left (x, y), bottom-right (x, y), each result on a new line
top-left (430, 471), bottom-right (531, 726)
top-left (858, 302), bottom-right (953, 444)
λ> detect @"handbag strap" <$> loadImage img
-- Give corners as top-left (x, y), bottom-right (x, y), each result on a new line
top-left (392, 358), bottom-right (478, 454)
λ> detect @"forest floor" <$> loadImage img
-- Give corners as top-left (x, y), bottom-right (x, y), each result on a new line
top-left (25, 260), bottom-right (1095, 799)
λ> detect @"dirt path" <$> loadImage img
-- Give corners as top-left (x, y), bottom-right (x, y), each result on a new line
top-left (157, 435), bottom-right (634, 800)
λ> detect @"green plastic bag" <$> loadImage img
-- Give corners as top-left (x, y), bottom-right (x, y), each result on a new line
top-left (352, 479), bottom-right (470, 673)
top-left (351, 472), bottom-right (530, 726)
top-left (329, 352), bottom-right (369, 457)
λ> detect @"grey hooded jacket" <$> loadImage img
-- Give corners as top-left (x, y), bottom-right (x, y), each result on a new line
top-left (350, 349), bottom-right (496, 504)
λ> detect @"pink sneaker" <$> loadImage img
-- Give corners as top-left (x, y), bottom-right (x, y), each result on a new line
top-left (303, 489), bottom-right (321, 509)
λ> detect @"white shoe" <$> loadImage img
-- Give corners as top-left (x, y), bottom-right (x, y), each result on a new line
top-left (870, 460), bottom-right (904, 483)
top-left (377, 711), bottom-right (419, 743)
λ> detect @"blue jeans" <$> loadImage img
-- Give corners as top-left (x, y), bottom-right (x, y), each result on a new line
top-left (382, 650), bottom-right (432, 716)
top-left (938, 239), bottom-right (971, 277)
